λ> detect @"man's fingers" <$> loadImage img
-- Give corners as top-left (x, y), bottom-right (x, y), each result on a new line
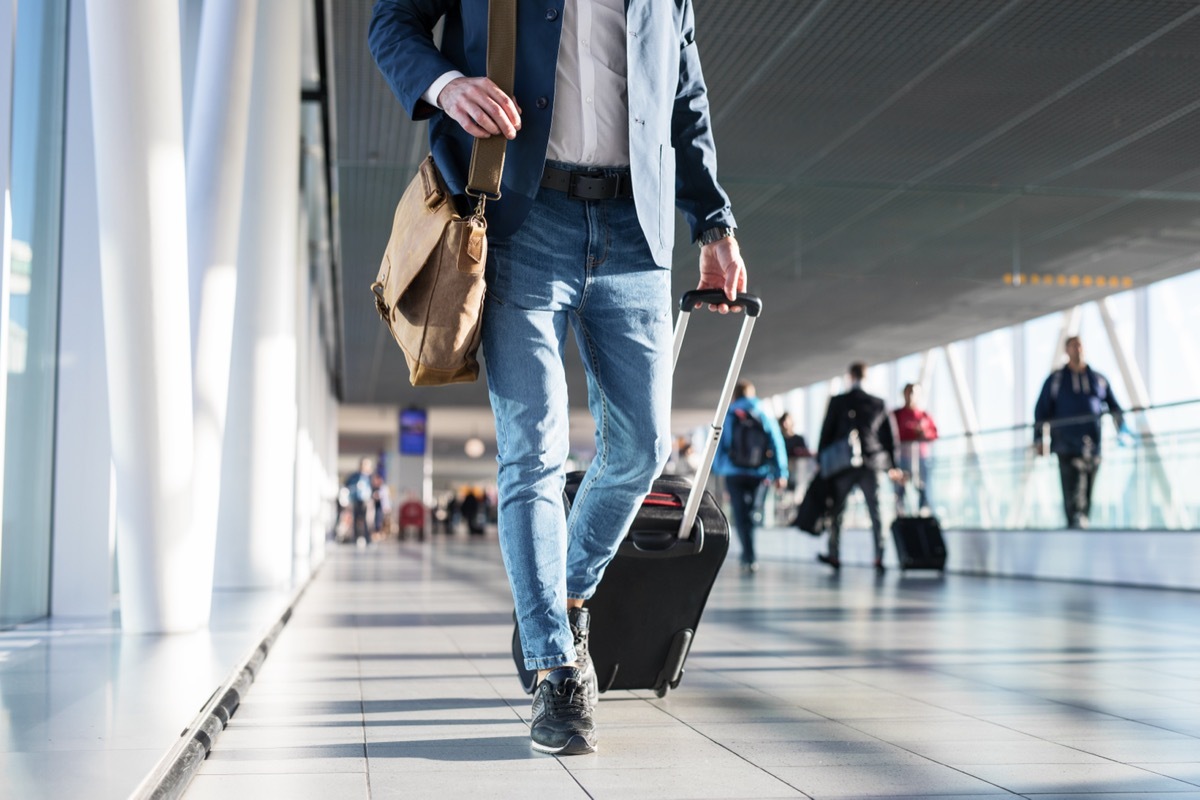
top-left (480, 97), bottom-right (518, 138)
top-left (445, 77), bottom-right (521, 139)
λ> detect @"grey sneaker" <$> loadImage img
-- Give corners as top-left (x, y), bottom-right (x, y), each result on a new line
top-left (568, 607), bottom-right (599, 705)
top-left (530, 666), bottom-right (597, 755)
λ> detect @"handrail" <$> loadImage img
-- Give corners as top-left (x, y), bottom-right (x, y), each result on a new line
top-left (927, 397), bottom-right (1200, 445)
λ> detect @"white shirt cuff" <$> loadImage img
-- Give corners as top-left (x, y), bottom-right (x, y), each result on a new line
top-left (422, 70), bottom-right (465, 109)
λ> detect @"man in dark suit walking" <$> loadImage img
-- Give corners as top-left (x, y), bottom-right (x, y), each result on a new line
top-left (370, 0), bottom-right (746, 755)
top-left (817, 362), bottom-right (904, 573)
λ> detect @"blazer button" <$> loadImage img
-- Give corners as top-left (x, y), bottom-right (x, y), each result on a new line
top-left (545, 8), bottom-right (558, 21)
top-left (536, 96), bottom-right (549, 109)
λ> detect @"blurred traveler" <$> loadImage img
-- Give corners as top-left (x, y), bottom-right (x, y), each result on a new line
top-left (1034, 336), bottom-right (1124, 529)
top-left (816, 362), bottom-right (904, 573)
top-left (713, 380), bottom-right (788, 574)
top-left (344, 458), bottom-right (374, 547)
top-left (891, 383), bottom-right (938, 515)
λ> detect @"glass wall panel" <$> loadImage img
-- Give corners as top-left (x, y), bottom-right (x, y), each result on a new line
top-left (1022, 312), bottom-right (1062, 423)
top-left (1149, 270), bottom-right (1200, 405)
top-left (783, 269), bottom-right (1200, 533)
top-left (1, 3), bottom-right (68, 626)
top-left (1077, 291), bottom-right (1134, 408)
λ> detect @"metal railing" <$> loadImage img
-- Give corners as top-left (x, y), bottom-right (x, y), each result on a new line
top-left (835, 398), bottom-right (1200, 531)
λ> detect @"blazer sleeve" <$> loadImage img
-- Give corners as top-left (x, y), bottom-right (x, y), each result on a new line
top-left (818, 397), bottom-right (838, 453)
top-left (671, 1), bottom-right (736, 242)
top-left (368, 0), bottom-right (462, 121)
top-left (877, 400), bottom-right (898, 470)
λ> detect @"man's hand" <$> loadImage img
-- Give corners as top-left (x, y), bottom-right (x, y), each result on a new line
top-left (696, 236), bottom-right (746, 314)
top-left (887, 468), bottom-right (906, 483)
top-left (774, 477), bottom-right (789, 492)
top-left (438, 77), bottom-right (521, 140)
top-left (1035, 441), bottom-right (1048, 457)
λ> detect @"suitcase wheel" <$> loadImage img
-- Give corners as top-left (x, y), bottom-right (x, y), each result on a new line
top-left (654, 683), bottom-right (669, 698)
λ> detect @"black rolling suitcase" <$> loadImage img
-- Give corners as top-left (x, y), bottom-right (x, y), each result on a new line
top-left (891, 444), bottom-right (946, 571)
top-left (512, 289), bottom-right (761, 697)
top-left (891, 516), bottom-right (947, 571)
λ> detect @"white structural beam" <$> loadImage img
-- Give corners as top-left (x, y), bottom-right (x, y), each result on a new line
top-left (52, 0), bottom-right (116, 617)
top-left (943, 343), bottom-right (994, 527)
top-left (917, 348), bottom-right (936, 392)
top-left (186, 0), bottom-right (258, 620)
top-left (0, 0), bottom-right (15, 576)
top-left (216, 4), bottom-right (302, 588)
top-left (85, 0), bottom-right (200, 632)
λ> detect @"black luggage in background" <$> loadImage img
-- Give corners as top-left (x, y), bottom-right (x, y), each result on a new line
top-left (891, 516), bottom-right (947, 571)
top-left (511, 290), bottom-right (761, 698)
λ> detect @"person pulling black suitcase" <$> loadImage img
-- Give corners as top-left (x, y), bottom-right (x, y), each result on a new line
top-left (513, 290), bottom-right (761, 697)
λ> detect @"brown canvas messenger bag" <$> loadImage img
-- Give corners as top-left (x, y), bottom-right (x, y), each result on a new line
top-left (371, 0), bottom-right (516, 386)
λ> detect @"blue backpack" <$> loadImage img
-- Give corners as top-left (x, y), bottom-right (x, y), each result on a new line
top-left (729, 408), bottom-right (773, 469)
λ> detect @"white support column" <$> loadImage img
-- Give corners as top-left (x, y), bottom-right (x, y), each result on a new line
top-left (85, 0), bottom-right (200, 632)
top-left (0, 0), bottom-right (15, 564)
top-left (292, 199), bottom-right (312, 581)
top-left (186, 0), bottom-right (259, 615)
top-left (216, 5), bottom-right (302, 588)
top-left (917, 349), bottom-right (936, 391)
top-left (52, 0), bottom-right (115, 618)
top-left (943, 342), bottom-right (994, 527)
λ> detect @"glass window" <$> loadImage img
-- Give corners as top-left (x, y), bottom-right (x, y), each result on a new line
top-left (927, 347), bottom-right (963, 439)
top-left (974, 328), bottom-right (1016, 434)
top-left (1076, 292), bottom-right (1134, 409)
top-left (1023, 311), bottom-right (1063, 424)
top-left (1149, 269), bottom-right (1200, 405)
top-left (1, 3), bottom-right (68, 626)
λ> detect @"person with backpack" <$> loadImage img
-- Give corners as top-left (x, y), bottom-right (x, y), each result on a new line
top-left (713, 380), bottom-right (788, 574)
top-left (344, 458), bottom-right (375, 548)
top-left (1034, 336), bottom-right (1125, 529)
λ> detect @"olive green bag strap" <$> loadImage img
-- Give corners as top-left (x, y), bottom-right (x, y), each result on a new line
top-left (465, 0), bottom-right (517, 203)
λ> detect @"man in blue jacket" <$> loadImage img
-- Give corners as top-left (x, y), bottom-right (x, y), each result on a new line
top-left (713, 380), bottom-right (788, 575)
top-left (370, 1), bottom-right (746, 755)
top-left (1034, 336), bottom-right (1124, 529)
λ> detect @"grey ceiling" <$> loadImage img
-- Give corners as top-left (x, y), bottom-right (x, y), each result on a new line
top-left (331, 0), bottom-right (1200, 414)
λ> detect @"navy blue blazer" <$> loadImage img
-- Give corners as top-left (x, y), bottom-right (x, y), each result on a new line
top-left (368, 0), bottom-right (736, 268)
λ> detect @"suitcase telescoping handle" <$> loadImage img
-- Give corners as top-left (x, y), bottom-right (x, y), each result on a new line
top-left (671, 290), bottom-right (762, 550)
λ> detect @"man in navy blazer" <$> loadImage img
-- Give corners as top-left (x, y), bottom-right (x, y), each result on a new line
top-left (370, 0), bottom-right (747, 755)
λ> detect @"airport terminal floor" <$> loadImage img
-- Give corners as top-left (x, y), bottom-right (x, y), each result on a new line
top-left (152, 529), bottom-right (1200, 799)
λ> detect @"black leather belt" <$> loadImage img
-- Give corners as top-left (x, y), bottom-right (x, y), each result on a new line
top-left (540, 164), bottom-right (633, 200)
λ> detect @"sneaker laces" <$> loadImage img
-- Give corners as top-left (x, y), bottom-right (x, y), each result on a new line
top-left (550, 679), bottom-right (590, 717)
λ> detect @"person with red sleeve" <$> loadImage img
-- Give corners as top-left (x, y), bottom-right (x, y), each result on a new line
top-left (892, 383), bottom-right (938, 515)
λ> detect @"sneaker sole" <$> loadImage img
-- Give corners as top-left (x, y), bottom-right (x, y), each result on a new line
top-left (531, 734), bottom-right (597, 756)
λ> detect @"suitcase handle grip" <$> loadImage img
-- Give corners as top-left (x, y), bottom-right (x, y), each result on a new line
top-left (679, 290), bottom-right (762, 317)
top-left (619, 516), bottom-right (705, 559)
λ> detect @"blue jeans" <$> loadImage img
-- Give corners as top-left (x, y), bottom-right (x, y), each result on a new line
top-left (482, 177), bottom-right (673, 671)
top-left (725, 474), bottom-right (766, 566)
top-left (895, 452), bottom-right (931, 511)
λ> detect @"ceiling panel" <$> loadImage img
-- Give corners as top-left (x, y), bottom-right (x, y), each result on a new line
top-left (330, 0), bottom-right (1200, 419)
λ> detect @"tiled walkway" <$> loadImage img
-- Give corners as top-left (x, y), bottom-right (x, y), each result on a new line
top-left (188, 532), bottom-right (1200, 799)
